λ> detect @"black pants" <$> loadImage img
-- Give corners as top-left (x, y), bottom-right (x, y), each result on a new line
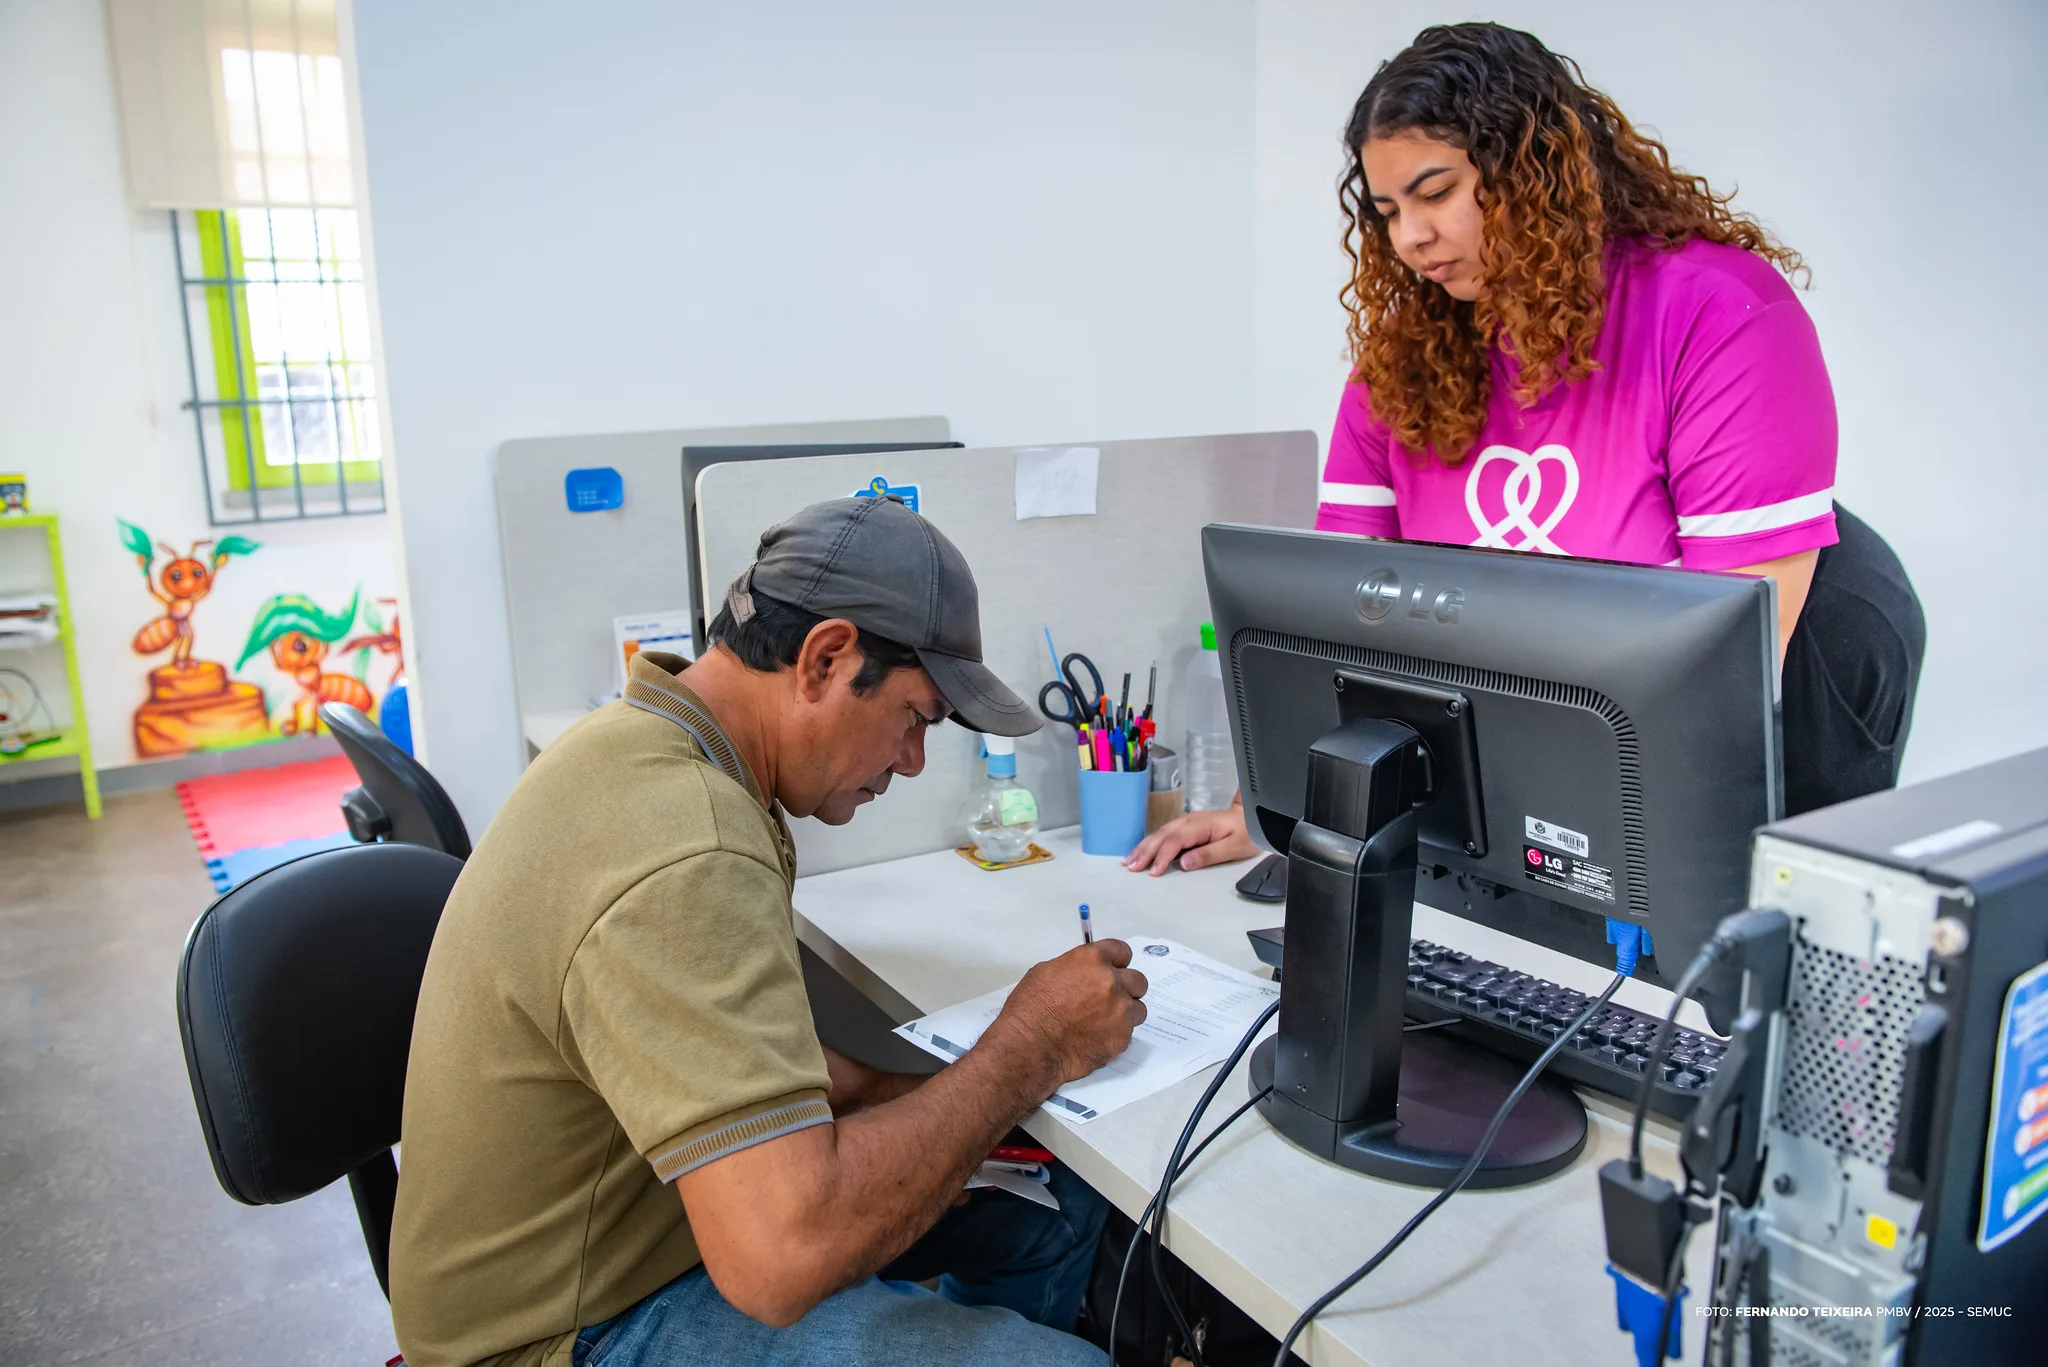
top-left (1780, 506), bottom-right (1925, 816)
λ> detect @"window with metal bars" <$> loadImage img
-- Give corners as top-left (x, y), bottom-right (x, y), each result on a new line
top-left (173, 207), bottom-right (385, 525)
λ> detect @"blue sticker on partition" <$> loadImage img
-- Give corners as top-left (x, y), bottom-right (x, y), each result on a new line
top-left (565, 466), bottom-right (624, 512)
top-left (853, 476), bottom-right (919, 513)
top-left (1978, 956), bottom-right (2048, 1251)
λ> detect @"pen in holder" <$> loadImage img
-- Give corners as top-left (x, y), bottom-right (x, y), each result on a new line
top-left (1078, 766), bottom-right (1150, 856)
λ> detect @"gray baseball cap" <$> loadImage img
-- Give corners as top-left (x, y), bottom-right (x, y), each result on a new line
top-left (724, 495), bottom-right (1041, 736)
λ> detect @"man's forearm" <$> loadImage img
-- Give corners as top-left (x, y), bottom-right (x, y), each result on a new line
top-left (804, 1030), bottom-right (1060, 1295)
top-left (821, 1046), bottom-right (933, 1115)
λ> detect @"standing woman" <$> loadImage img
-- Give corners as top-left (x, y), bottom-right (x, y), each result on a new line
top-left (1130, 22), bottom-right (1921, 876)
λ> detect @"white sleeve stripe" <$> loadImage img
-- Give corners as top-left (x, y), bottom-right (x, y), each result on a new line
top-left (1318, 480), bottom-right (1397, 508)
top-left (1676, 489), bottom-right (1834, 538)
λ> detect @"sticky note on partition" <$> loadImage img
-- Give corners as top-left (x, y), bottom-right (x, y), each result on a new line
top-left (1014, 446), bottom-right (1099, 521)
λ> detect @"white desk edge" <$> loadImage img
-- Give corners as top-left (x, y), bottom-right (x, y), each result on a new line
top-left (791, 825), bottom-right (1717, 1367)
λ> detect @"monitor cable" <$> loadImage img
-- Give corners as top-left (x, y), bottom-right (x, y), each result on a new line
top-left (1271, 970), bottom-right (1629, 1367)
top-left (1616, 910), bottom-right (1788, 1353)
top-left (1107, 998), bottom-right (1279, 1367)
top-left (1625, 940), bottom-right (1728, 1183)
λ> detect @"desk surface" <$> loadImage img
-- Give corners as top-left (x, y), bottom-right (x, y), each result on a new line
top-left (793, 826), bottom-right (1716, 1367)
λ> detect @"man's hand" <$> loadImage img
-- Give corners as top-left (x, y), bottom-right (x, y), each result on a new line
top-left (677, 943), bottom-right (1145, 1327)
top-left (984, 940), bottom-right (1148, 1087)
top-left (1124, 795), bottom-right (1260, 876)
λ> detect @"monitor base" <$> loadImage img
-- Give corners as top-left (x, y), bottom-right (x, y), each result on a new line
top-left (1249, 1030), bottom-right (1588, 1189)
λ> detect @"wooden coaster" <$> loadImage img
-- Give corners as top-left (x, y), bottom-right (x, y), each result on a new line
top-left (954, 842), bottom-right (1055, 872)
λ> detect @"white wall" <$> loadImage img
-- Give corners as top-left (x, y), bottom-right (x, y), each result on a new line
top-left (347, 0), bottom-right (1259, 827)
top-left (354, 0), bottom-right (2045, 827)
top-left (1253, 0), bottom-right (2048, 783)
top-left (0, 0), bottom-right (399, 782)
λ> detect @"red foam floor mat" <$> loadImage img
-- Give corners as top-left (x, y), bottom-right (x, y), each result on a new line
top-left (175, 754), bottom-right (356, 857)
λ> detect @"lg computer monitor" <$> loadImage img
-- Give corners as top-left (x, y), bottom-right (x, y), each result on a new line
top-left (1205, 524), bottom-right (1780, 1186)
top-left (1203, 524), bottom-right (1781, 995)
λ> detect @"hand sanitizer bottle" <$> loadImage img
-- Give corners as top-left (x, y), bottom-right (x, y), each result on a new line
top-left (966, 736), bottom-right (1039, 863)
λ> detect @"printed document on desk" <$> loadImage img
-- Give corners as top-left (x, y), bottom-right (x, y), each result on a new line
top-left (894, 938), bottom-right (1278, 1123)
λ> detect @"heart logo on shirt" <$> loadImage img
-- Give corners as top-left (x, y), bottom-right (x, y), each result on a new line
top-left (1465, 443), bottom-right (1579, 554)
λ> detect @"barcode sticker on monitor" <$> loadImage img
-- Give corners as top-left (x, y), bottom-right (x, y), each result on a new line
top-left (1525, 815), bottom-right (1590, 858)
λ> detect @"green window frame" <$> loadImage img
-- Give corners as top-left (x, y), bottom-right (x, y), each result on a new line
top-left (176, 208), bottom-right (384, 523)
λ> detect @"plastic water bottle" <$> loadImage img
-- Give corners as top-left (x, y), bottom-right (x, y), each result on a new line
top-left (1184, 623), bottom-right (1235, 812)
top-left (964, 735), bottom-right (1040, 863)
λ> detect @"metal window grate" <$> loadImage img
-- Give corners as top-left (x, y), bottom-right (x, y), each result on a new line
top-left (173, 208), bottom-right (385, 525)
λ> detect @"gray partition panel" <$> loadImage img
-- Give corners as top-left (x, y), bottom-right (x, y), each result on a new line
top-left (494, 417), bottom-right (949, 751)
top-left (695, 431), bottom-right (1318, 875)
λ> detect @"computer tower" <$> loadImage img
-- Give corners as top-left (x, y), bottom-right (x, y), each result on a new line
top-left (1707, 748), bottom-right (2048, 1364)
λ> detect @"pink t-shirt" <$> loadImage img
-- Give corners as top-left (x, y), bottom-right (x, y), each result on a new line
top-left (1315, 238), bottom-right (1838, 570)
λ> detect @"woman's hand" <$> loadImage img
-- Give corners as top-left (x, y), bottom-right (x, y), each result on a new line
top-left (1123, 794), bottom-right (1261, 876)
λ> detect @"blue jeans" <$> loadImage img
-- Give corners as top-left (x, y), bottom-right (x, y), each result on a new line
top-left (572, 1162), bottom-right (1109, 1366)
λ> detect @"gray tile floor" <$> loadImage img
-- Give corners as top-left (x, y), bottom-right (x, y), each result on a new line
top-left (1, 792), bottom-right (395, 1366)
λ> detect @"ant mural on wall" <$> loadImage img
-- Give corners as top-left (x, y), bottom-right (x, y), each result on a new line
top-left (117, 520), bottom-right (269, 757)
top-left (120, 525), bottom-right (259, 668)
top-left (237, 590), bottom-right (378, 736)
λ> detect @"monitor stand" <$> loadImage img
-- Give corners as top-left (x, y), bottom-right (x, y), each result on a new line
top-left (1251, 714), bottom-right (1587, 1189)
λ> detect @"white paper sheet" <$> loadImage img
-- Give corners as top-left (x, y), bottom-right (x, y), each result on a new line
top-left (1013, 446), bottom-right (1100, 521)
top-left (894, 938), bottom-right (1277, 1124)
top-left (966, 1161), bottom-right (1058, 1209)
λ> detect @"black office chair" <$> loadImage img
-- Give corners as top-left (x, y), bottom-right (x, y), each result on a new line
top-left (1781, 505), bottom-right (1926, 816)
top-left (321, 702), bottom-right (472, 860)
top-left (176, 841), bottom-right (465, 1297)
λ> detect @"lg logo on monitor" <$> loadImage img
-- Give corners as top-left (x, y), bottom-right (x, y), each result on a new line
top-left (1356, 568), bottom-right (1464, 625)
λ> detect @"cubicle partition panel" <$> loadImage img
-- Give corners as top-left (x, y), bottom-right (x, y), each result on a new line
top-left (694, 432), bottom-right (1319, 875)
top-left (493, 417), bottom-right (950, 755)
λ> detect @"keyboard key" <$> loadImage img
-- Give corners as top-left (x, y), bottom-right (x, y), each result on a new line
top-left (1672, 1072), bottom-right (1701, 1091)
top-left (1623, 1054), bottom-right (1650, 1074)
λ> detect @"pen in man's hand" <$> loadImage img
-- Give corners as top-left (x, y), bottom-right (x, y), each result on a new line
top-left (1078, 903), bottom-right (1093, 944)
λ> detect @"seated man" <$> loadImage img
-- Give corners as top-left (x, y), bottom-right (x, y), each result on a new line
top-left (391, 496), bottom-right (1147, 1367)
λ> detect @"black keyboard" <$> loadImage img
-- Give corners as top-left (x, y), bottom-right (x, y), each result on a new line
top-left (1246, 929), bottom-right (1725, 1121)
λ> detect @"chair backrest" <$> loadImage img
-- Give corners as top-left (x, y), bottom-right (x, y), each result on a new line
top-left (321, 701), bottom-right (473, 859)
top-left (176, 841), bottom-right (464, 1292)
top-left (1781, 504), bottom-right (1927, 816)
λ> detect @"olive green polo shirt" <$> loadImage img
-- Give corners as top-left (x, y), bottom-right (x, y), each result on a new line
top-left (390, 653), bottom-right (832, 1367)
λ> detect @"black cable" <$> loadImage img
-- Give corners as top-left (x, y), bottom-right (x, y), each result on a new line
top-left (1106, 1083), bottom-right (1272, 1365)
top-left (1655, 1189), bottom-right (1704, 1365)
top-left (1145, 999), bottom-right (1280, 1364)
top-left (1271, 972), bottom-right (1628, 1367)
top-left (1626, 942), bottom-right (1728, 1180)
top-left (1107, 999), bottom-right (1279, 1367)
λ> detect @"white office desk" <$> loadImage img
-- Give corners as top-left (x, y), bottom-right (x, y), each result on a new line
top-left (793, 826), bottom-right (1716, 1367)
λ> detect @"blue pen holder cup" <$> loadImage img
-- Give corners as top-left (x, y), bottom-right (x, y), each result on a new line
top-left (1079, 768), bottom-right (1151, 856)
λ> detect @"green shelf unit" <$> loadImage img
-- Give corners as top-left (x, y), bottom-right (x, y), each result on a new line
top-left (0, 513), bottom-right (100, 818)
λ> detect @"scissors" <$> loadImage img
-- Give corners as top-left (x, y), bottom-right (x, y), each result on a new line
top-left (1037, 652), bottom-right (1108, 729)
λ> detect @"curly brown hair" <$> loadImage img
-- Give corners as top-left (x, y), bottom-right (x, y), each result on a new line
top-left (1341, 23), bottom-right (1806, 465)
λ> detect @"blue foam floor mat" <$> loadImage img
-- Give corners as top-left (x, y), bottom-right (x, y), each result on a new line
top-left (205, 830), bottom-right (360, 894)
